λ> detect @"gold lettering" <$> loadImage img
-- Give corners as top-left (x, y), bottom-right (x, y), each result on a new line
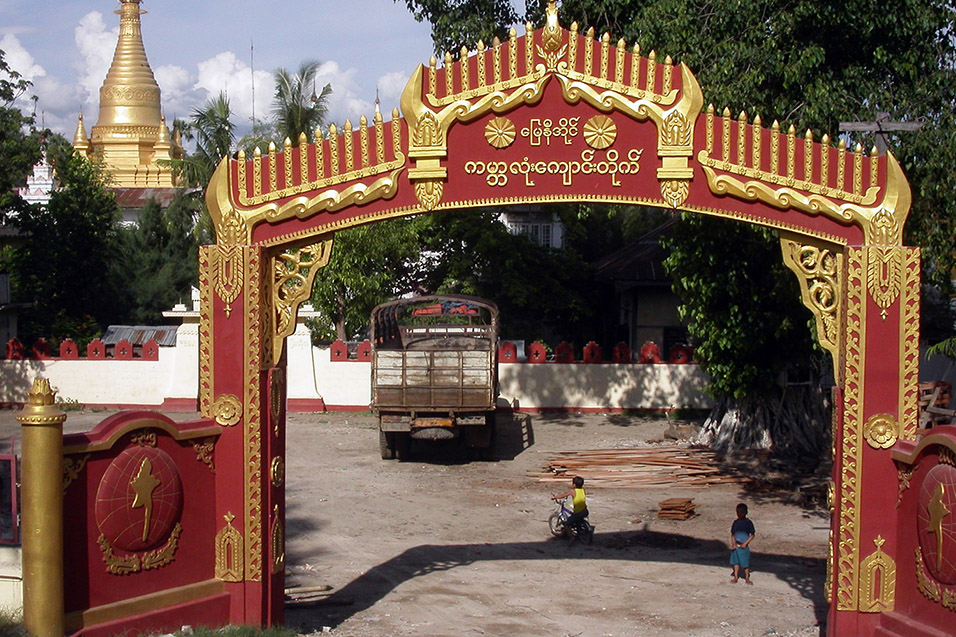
top-left (463, 148), bottom-right (641, 188)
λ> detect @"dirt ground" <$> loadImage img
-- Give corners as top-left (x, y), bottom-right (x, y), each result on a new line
top-left (2, 409), bottom-right (829, 637)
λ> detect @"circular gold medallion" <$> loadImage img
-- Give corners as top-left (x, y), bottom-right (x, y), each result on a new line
top-left (862, 413), bottom-right (898, 449)
top-left (583, 115), bottom-right (617, 149)
top-left (212, 394), bottom-right (242, 427)
top-left (485, 117), bottom-right (516, 148)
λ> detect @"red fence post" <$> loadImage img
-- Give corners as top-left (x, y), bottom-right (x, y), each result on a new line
top-left (5, 339), bottom-right (24, 360)
top-left (612, 342), bottom-right (631, 363)
top-left (527, 342), bottom-right (548, 363)
top-left (114, 339), bottom-right (133, 360)
top-left (330, 340), bottom-right (348, 361)
top-left (555, 342), bottom-right (574, 363)
top-left (498, 341), bottom-right (517, 362)
top-left (639, 341), bottom-right (661, 364)
top-left (87, 338), bottom-right (106, 359)
top-left (142, 339), bottom-right (159, 360)
top-left (356, 340), bottom-right (372, 361)
top-left (59, 339), bottom-right (79, 359)
top-left (582, 341), bottom-right (602, 363)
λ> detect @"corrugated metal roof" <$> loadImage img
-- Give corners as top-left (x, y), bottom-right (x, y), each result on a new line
top-left (101, 325), bottom-right (178, 347)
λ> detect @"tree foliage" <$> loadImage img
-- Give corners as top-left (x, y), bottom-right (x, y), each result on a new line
top-left (115, 193), bottom-right (201, 324)
top-left (6, 140), bottom-right (122, 343)
top-left (400, 0), bottom-right (519, 55)
top-left (272, 61), bottom-right (332, 143)
top-left (0, 48), bottom-right (44, 213)
top-left (309, 217), bottom-right (427, 341)
top-left (165, 91), bottom-right (235, 190)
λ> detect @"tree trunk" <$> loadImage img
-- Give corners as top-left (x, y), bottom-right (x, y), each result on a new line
top-left (334, 285), bottom-right (347, 342)
top-left (694, 383), bottom-right (831, 460)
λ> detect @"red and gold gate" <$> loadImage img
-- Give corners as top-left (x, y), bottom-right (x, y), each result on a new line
top-left (35, 3), bottom-right (935, 634)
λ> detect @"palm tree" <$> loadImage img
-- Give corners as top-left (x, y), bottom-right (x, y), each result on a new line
top-left (165, 91), bottom-right (235, 189)
top-left (272, 60), bottom-right (332, 143)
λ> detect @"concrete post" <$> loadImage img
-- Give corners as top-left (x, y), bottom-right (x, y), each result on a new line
top-left (16, 377), bottom-right (65, 636)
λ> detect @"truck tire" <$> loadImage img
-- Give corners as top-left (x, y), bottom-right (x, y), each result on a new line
top-left (480, 413), bottom-right (497, 460)
top-left (380, 430), bottom-right (395, 460)
top-left (394, 432), bottom-right (411, 461)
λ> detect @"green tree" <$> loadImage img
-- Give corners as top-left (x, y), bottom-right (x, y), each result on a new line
top-left (0, 48), bottom-right (44, 213)
top-left (417, 208), bottom-right (593, 341)
top-left (7, 140), bottom-right (122, 344)
top-left (115, 193), bottom-right (201, 323)
top-left (542, 0), bottom-right (956, 455)
top-left (309, 217), bottom-right (426, 341)
top-left (272, 61), bottom-right (332, 143)
top-left (165, 92), bottom-right (235, 190)
top-left (400, 0), bottom-right (519, 55)
top-left (404, 0), bottom-right (956, 455)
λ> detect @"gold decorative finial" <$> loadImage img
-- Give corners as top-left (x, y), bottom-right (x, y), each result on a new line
top-left (27, 378), bottom-right (55, 407)
top-left (17, 377), bottom-right (67, 427)
top-left (542, 1), bottom-right (562, 53)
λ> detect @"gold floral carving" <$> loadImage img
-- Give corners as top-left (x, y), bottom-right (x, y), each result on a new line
top-left (271, 455), bottom-right (285, 487)
top-left (213, 245), bottom-right (243, 318)
top-left (63, 454), bottom-right (90, 492)
top-left (660, 180), bottom-right (689, 209)
top-left (198, 248), bottom-right (214, 416)
top-left (863, 414), bottom-right (899, 450)
top-left (553, 60), bottom-right (701, 209)
top-left (270, 368), bottom-right (285, 437)
top-left (212, 394), bottom-right (241, 427)
top-left (415, 180), bottom-right (444, 210)
top-left (837, 248), bottom-right (865, 611)
top-left (699, 133), bottom-right (911, 250)
top-left (273, 240), bottom-right (333, 364)
top-left (583, 115), bottom-right (617, 149)
top-left (915, 546), bottom-right (956, 612)
top-left (215, 512), bottom-right (243, 582)
top-left (899, 249), bottom-right (921, 440)
top-left (779, 236), bottom-right (843, 376)
top-left (825, 529), bottom-right (834, 601)
top-left (859, 536), bottom-right (895, 612)
top-left (98, 523), bottom-right (182, 575)
top-left (193, 439), bottom-right (215, 473)
top-left (866, 247), bottom-right (903, 320)
top-left (244, 251), bottom-right (264, 581)
top-left (485, 117), bottom-right (516, 148)
top-left (271, 504), bottom-right (285, 575)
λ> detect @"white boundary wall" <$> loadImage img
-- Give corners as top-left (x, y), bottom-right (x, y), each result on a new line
top-left (1, 322), bottom-right (714, 411)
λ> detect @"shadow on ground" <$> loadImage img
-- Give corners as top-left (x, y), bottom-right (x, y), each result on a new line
top-left (285, 530), bottom-right (826, 633)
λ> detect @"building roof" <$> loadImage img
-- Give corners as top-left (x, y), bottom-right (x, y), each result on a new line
top-left (592, 219), bottom-right (677, 283)
top-left (111, 187), bottom-right (181, 209)
top-left (101, 325), bottom-right (178, 347)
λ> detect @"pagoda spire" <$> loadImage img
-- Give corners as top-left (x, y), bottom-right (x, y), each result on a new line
top-left (96, 0), bottom-right (162, 128)
top-left (78, 0), bottom-right (176, 189)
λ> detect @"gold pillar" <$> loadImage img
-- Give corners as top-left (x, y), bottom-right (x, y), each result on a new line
top-left (16, 378), bottom-right (66, 637)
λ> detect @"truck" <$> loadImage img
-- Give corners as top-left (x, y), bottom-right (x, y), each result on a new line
top-left (370, 294), bottom-right (499, 460)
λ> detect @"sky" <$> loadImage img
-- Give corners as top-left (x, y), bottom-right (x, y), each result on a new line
top-left (0, 0), bottom-right (444, 140)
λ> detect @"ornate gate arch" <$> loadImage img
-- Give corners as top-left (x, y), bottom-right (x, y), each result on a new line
top-left (197, 4), bottom-right (927, 634)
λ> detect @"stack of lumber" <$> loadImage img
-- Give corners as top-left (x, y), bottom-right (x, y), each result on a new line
top-left (658, 497), bottom-right (697, 520)
top-left (530, 445), bottom-right (749, 488)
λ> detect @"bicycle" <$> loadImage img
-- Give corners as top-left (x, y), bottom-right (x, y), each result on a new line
top-left (549, 495), bottom-right (594, 544)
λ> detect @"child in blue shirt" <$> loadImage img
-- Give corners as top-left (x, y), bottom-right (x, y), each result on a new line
top-left (730, 502), bottom-right (755, 584)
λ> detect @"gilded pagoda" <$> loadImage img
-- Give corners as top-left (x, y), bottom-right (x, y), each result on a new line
top-left (73, 0), bottom-right (182, 197)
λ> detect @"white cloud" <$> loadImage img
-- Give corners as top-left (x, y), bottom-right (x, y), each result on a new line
top-left (376, 70), bottom-right (411, 116)
top-left (313, 60), bottom-right (373, 127)
top-left (154, 64), bottom-right (200, 122)
top-left (195, 51), bottom-right (272, 125)
top-left (74, 11), bottom-right (116, 107)
top-left (0, 33), bottom-right (45, 82)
